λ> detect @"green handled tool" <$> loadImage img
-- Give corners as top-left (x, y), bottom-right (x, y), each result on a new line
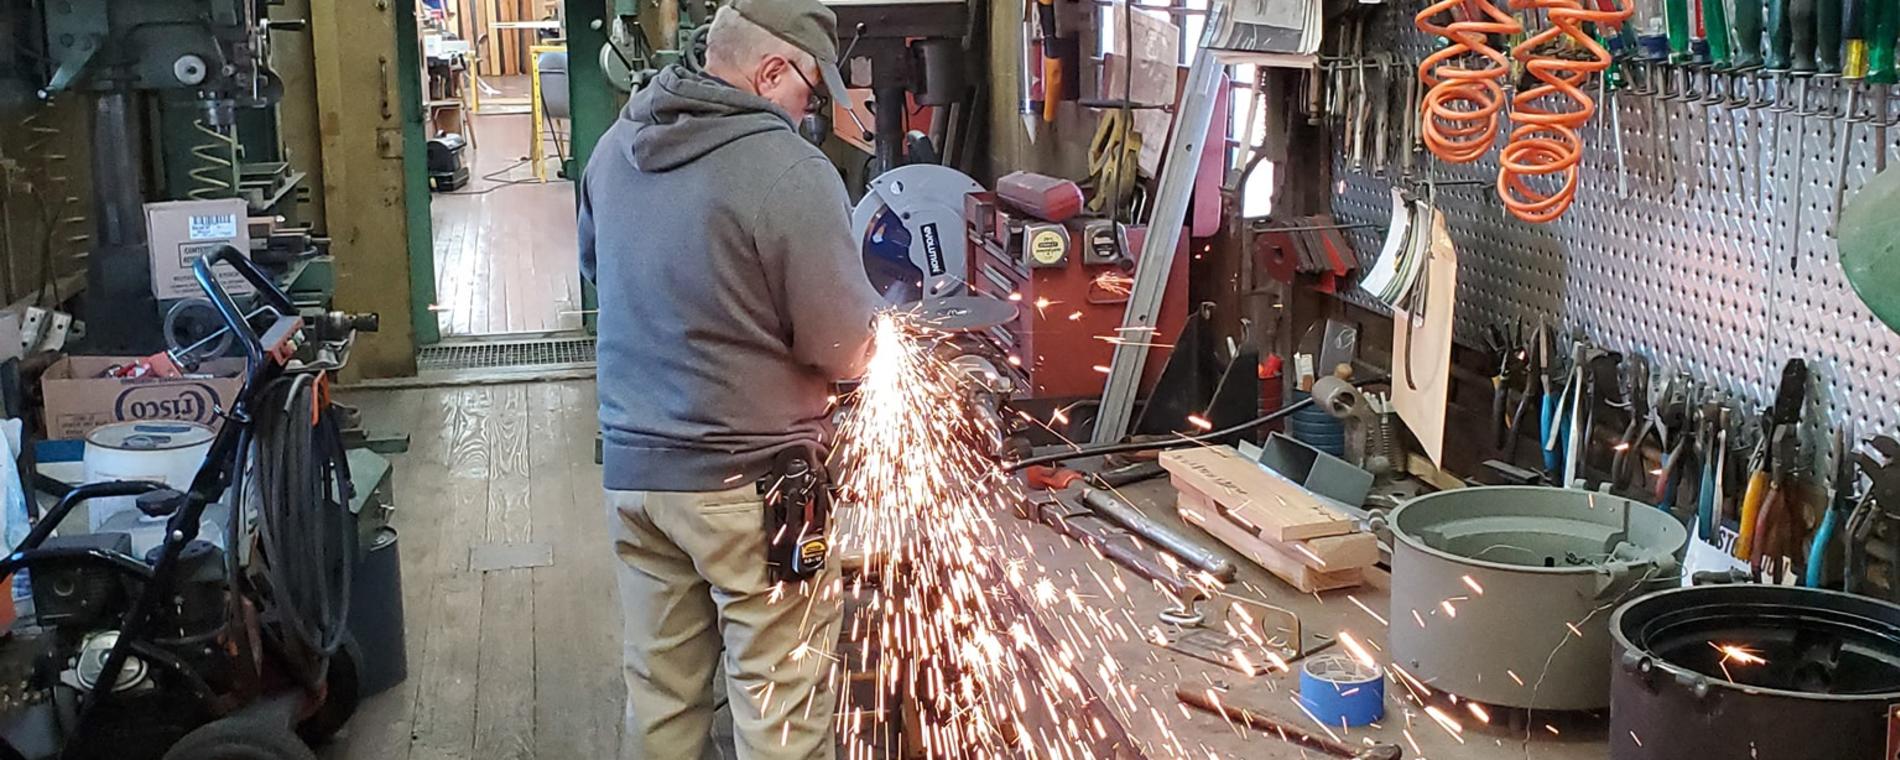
top-left (1768, 0), bottom-right (1794, 68)
top-left (1819, 0), bottom-right (1845, 72)
top-left (1707, 0), bottom-right (1736, 63)
top-left (1791, 0), bottom-right (1819, 71)
top-left (1872, 0), bottom-right (1899, 84)
top-left (1735, 0), bottom-right (1767, 65)
top-left (1844, 0), bottom-right (1869, 77)
top-left (1669, 0), bottom-right (1696, 61)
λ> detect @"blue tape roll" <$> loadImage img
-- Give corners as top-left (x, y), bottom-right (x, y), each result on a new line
top-left (1299, 653), bottom-right (1385, 727)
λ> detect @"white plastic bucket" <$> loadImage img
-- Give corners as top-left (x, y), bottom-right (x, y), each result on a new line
top-left (81, 421), bottom-right (215, 532)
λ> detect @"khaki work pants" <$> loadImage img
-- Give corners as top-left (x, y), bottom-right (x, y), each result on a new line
top-left (606, 486), bottom-right (840, 760)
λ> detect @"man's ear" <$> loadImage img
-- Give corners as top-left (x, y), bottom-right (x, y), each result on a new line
top-left (758, 55), bottom-right (789, 85)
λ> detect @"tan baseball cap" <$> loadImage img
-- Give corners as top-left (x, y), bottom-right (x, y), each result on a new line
top-left (729, 0), bottom-right (850, 107)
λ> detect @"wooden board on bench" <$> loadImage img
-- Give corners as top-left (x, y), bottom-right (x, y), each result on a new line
top-left (1159, 445), bottom-right (1357, 541)
top-left (1177, 489), bottom-right (1365, 593)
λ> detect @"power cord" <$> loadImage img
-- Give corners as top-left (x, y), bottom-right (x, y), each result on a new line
top-left (251, 374), bottom-right (356, 686)
top-left (1004, 375), bottom-right (1391, 472)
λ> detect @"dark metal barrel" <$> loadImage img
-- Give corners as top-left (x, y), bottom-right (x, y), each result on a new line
top-left (1610, 584), bottom-right (1900, 760)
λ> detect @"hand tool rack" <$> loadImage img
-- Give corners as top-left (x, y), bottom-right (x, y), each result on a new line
top-left (1323, 1), bottom-right (1900, 483)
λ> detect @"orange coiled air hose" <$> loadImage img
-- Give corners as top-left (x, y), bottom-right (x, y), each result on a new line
top-left (1496, 0), bottom-right (1630, 222)
top-left (1416, 0), bottom-right (1523, 163)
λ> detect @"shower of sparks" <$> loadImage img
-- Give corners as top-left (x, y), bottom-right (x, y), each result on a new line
top-left (827, 312), bottom-right (1210, 759)
top-left (1346, 595), bottom-right (1389, 627)
top-left (1338, 631), bottom-right (1378, 670)
top-left (1712, 642), bottom-right (1766, 666)
top-left (1465, 702), bottom-right (1490, 724)
top-left (1711, 642), bottom-right (1767, 683)
top-left (1460, 575), bottom-right (1485, 595)
top-left (1092, 271), bottom-right (1136, 296)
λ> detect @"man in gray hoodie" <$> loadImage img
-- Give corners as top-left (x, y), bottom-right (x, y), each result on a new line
top-left (577, 0), bottom-right (882, 756)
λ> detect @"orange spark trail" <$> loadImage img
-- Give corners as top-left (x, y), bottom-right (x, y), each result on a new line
top-left (828, 313), bottom-right (1202, 759)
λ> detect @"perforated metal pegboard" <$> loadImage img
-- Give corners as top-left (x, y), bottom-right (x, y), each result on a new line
top-left (1330, 2), bottom-right (1900, 466)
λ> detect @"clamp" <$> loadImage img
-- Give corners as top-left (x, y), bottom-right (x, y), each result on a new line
top-left (1844, 436), bottom-right (1900, 597)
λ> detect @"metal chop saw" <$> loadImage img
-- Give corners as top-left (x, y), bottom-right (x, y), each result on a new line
top-left (853, 164), bottom-right (984, 304)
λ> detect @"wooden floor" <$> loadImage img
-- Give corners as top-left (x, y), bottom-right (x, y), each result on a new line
top-left (430, 108), bottom-right (584, 337)
top-left (325, 381), bottom-right (623, 759)
top-left (324, 380), bottom-right (1607, 760)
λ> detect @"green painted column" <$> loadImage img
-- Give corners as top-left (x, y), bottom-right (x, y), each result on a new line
top-left (566, 2), bottom-right (616, 333)
top-left (396, 1), bottom-right (440, 346)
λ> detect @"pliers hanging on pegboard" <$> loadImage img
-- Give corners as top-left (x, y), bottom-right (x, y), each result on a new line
top-left (1609, 357), bottom-right (1660, 493)
top-left (1649, 377), bottom-right (1694, 512)
top-left (1693, 398), bottom-right (1725, 543)
top-left (1488, 320), bottom-right (1534, 451)
top-left (1500, 322), bottom-right (1546, 464)
top-left (1748, 427), bottom-right (1808, 583)
top-left (1734, 360), bottom-right (1810, 562)
top-left (1806, 427), bottom-right (1857, 588)
top-left (1743, 360), bottom-right (1812, 582)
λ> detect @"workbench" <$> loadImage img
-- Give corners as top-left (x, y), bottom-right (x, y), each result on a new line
top-left (1019, 475), bottom-right (1611, 760)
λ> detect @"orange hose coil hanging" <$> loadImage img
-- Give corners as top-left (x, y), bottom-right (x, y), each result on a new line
top-left (1496, 0), bottom-right (1630, 222)
top-left (1415, 0), bottom-right (1523, 164)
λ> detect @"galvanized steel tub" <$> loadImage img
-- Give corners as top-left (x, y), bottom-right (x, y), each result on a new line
top-left (1388, 486), bottom-right (1687, 710)
top-left (1609, 585), bottom-right (1900, 760)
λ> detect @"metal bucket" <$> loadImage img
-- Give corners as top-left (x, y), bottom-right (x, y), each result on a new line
top-left (348, 526), bottom-right (407, 697)
top-left (1388, 486), bottom-right (1687, 710)
top-left (1610, 585), bottom-right (1900, 760)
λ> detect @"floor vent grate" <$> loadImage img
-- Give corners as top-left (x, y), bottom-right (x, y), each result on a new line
top-left (417, 336), bottom-right (596, 371)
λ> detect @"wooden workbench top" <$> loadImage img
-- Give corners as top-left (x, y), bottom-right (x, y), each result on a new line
top-left (1013, 477), bottom-right (1612, 760)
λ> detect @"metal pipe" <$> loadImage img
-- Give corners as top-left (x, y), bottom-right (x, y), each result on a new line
top-left (1018, 496), bottom-right (1207, 621)
top-left (872, 83), bottom-right (906, 174)
top-left (87, 87), bottom-right (162, 352)
top-left (1080, 488), bottom-right (1237, 582)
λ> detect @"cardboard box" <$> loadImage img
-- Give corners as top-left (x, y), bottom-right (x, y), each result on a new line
top-left (41, 356), bottom-right (246, 440)
top-left (144, 199), bottom-right (254, 300)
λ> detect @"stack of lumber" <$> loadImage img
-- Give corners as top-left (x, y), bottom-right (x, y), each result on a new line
top-left (1160, 445), bottom-right (1376, 592)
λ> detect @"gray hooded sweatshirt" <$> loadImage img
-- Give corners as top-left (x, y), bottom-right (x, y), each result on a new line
top-left (579, 65), bottom-right (881, 492)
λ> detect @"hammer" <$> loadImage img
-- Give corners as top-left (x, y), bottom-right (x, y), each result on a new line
top-left (1176, 686), bottom-right (1402, 760)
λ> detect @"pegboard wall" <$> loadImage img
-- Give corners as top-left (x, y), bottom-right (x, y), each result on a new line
top-left (1329, 1), bottom-right (1900, 462)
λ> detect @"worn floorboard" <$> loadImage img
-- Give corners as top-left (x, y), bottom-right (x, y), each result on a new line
top-left (528, 381), bottom-right (625, 758)
top-left (329, 381), bottom-right (617, 760)
top-left (429, 111), bottom-right (582, 338)
top-left (401, 388), bottom-right (490, 760)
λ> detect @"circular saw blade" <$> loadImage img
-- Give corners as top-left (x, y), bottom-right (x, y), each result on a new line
top-left (899, 295), bottom-right (1019, 333)
top-left (861, 205), bottom-right (923, 303)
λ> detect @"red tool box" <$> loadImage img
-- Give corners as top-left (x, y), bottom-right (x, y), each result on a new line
top-left (964, 192), bottom-right (1189, 400)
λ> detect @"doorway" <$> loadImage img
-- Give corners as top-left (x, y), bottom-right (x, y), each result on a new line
top-left (418, 0), bottom-right (585, 340)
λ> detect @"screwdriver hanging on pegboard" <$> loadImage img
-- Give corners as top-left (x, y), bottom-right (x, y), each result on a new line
top-left (1871, 0), bottom-right (1896, 175)
top-left (1843, 0), bottom-right (1870, 77)
top-left (1733, 0), bottom-right (1767, 67)
top-left (1667, 0), bottom-right (1695, 62)
top-left (1703, 0), bottom-right (1733, 64)
top-left (1818, 0), bottom-right (1845, 72)
top-left (1790, 0), bottom-right (1820, 73)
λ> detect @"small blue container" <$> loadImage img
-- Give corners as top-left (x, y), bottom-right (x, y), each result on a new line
top-left (1298, 653), bottom-right (1385, 727)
